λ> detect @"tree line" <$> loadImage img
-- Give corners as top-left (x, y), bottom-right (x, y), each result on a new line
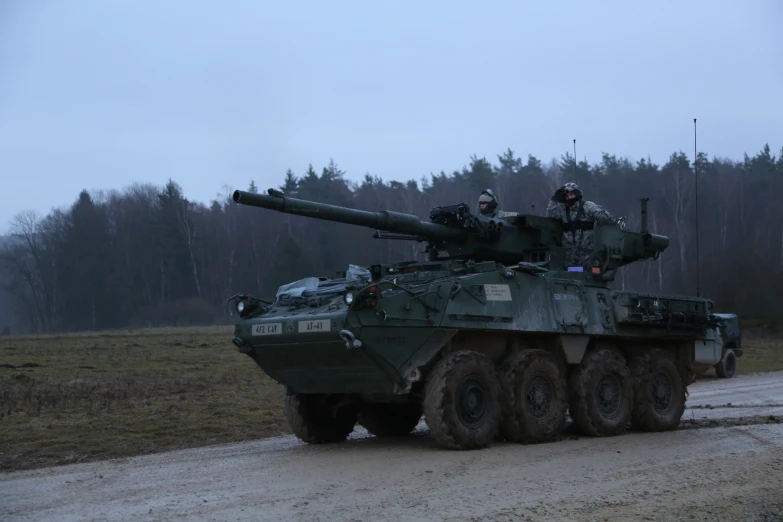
top-left (1, 144), bottom-right (782, 334)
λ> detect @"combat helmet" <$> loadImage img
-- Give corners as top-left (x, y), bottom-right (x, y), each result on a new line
top-left (478, 189), bottom-right (499, 216)
top-left (552, 182), bottom-right (583, 205)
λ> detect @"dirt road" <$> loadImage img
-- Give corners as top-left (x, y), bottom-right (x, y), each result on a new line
top-left (3, 372), bottom-right (783, 522)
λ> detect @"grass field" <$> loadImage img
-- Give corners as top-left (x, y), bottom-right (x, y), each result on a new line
top-left (0, 326), bottom-right (286, 472)
top-left (1, 326), bottom-right (782, 472)
top-left (725, 335), bottom-right (783, 375)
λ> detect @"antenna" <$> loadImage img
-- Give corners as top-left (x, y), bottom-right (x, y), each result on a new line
top-left (694, 118), bottom-right (700, 298)
top-left (572, 139), bottom-right (577, 184)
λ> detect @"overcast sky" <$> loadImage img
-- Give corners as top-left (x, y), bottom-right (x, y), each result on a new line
top-left (1, 1), bottom-right (781, 233)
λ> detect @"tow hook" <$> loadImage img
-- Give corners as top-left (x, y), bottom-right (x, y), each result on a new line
top-left (232, 336), bottom-right (251, 354)
top-left (339, 329), bottom-right (363, 350)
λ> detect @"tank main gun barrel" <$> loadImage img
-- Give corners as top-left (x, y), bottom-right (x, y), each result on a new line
top-left (233, 188), bottom-right (671, 274)
top-left (232, 189), bottom-right (467, 242)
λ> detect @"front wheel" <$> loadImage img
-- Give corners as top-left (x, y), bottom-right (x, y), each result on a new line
top-left (423, 350), bottom-right (502, 450)
top-left (285, 393), bottom-right (359, 444)
top-left (714, 348), bottom-right (736, 378)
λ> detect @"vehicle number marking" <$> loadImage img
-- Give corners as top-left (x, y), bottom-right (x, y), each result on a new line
top-left (375, 335), bottom-right (406, 345)
top-left (299, 319), bottom-right (331, 333)
top-left (554, 293), bottom-right (580, 301)
top-left (251, 323), bottom-right (282, 336)
top-left (484, 284), bottom-right (512, 301)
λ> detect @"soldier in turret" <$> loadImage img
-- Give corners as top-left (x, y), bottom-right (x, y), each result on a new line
top-left (477, 189), bottom-right (514, 219)
top-left (546, 182), bottom-right (614, 268)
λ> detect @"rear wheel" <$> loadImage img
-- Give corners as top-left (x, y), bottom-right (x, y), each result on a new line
top-left (423, 350), bottom-right (502, 450)
top-left (500, 349), bottom-right (567, 443)
top-left (358, 402), bottom-right (422, 437)
top-left (714, 348), bottom-right (736, 378)
top-left (285, 393), bottom-right (359, 444)
top-left (568, 347), bottom-right (633, 437)
top-left (629, 349), bottom-right (686, 431)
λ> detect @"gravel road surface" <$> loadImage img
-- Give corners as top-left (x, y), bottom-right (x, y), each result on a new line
top-left (3, 372), bottom-right (783, 521)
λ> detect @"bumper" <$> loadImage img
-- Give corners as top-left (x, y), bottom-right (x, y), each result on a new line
top-left (233, 313), bottom-right (399, 395)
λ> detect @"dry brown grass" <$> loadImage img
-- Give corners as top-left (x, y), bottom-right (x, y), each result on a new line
top-left (1, 326), bottom-right (781, 472)
top-left (730, 333), bottom-right (783, 375)
top-left (0, 325), bottom-right (287, 472)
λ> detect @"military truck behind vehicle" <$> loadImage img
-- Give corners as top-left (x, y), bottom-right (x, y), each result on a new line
top-left (711, 313), bottom-right (742, 378)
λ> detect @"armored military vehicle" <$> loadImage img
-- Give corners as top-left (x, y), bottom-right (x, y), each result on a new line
top-left (227, 188), bottom-right (741, 450)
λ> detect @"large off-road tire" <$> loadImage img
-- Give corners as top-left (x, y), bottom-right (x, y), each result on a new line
top-left (284, 393), bottom-right (359, 444)
top-left (500, 349), bottom-right (568, 444)
top-left (629, 349), bottom-right (686, 432)
top-left (568, 347), bottom-right (633, 437)
top-left (423, 350), bottom-right (502, 450)
top-left (357, 401), bottom-right (423, 437)
top-left (714, 348), bottom-right (737, 378)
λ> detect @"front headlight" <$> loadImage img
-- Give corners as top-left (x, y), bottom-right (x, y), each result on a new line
top-left (237, 301), bottom-right (246, 313)
top-left (344, 292), bottom-right (354, 305)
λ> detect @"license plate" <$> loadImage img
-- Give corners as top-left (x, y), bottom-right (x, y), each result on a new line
top-left (298, 319), bottom-right (331, 333)
top-left (251, 323), bottom-right (282, 336)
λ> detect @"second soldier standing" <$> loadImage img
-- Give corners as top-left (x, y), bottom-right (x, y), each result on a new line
top-left (546, 182), bottom-right (614, 268)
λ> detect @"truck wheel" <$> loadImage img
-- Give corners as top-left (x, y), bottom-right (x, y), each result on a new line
top-left (423, 350), bottom-right (502, 450)
top-left (358, 402), bottom-right (422, 437)
top-left (629, 349), bottom-right (686, 431)
top-left (500, 349), bottom-right (567, 443)
top-left (284, 393), bottom-right (359, 444)
top-left (568, 347), bottom-right (633, 437)
top-left (714, 348), bottom-right (736, 378)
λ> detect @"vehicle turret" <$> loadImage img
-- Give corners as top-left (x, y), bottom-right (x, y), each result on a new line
top-left (231, 188), bottom-right (668, 280)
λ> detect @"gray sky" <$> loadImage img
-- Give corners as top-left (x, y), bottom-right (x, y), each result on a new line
top-left (1, 1), bottom-right (781, 233)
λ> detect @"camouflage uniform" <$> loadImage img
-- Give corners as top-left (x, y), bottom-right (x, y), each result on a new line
top-left (546, 182), bottom-right (613, 267)
top-left (477, 189), bottom-right (513, 219)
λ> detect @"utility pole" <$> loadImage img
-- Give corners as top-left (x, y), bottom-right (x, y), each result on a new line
top-left (694, 118), bottom-right (700, 298)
